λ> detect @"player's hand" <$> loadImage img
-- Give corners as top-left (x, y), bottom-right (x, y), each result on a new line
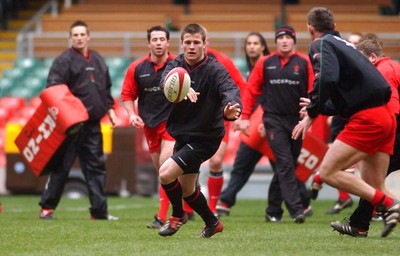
top-left (108, 109), bottom-right (119, 128)
top-left (129, 114), bottom-right (144, 128)
top-left (258, 123), bottom-right (266, 137)
top-left (224, 102), bottom-right (241, 120)
top-left (233, 118), bottom-right (242, 131)
top-left (186, 87), bottom-right (200, 103)
top-left (239, 119), bottom-right (250, 136)
top-left (299, 97), bottom-right (311, 119)
top-left (292, 115), bottom-right (313, 140)
top-left (299, 97), bottom-right (311, 107)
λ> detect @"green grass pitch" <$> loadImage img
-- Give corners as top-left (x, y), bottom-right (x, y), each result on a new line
top-left (0, 196), bottom-right (399, 256)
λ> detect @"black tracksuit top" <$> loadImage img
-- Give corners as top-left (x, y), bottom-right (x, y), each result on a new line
top-left (121, 54), bottom-right (174, 128)
top-left (161, 54), bottom-right (242, 140)
top-left (47, 48), bottom-right (114, 121)
top-left (307, 31), bottom-right (391, 119)
top-left (242, 51), bottom-right (313, 119)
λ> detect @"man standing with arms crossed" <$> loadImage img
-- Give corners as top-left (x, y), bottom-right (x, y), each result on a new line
top-left (292, 7), bottom-right (400, 237)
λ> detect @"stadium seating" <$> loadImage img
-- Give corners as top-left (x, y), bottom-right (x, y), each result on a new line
top-left (8, 87), bottom-right (36, 98)
top-left (22, 76), bottom-right (46, 93)
top-left (0, 77), bottom-right (16, 95)
top-left (42, 58), bottom-right (54, 69)
top-left (3, 67), bottom-right (26, 80)
top-left (29, 0), bottom-right (400, 61)
top-left (14, 58), bottom-right (40, 71)
top-left (0, 97), bottom-right (25, 113)
top-left (17, 106), bottom-right (36, 121)
top-left (33, 67), bottom-right (50, 81)
top-left (1, 57), bottom-right (132, 101)
top-left (105, 57), bottom-right (131, 71)
top-left (28, 97), bottom-right (41, 108)
top-left (106, 57), bottom-right (131, 81)
top-left (233, 57), bottom-right (248, 78)
top-left (0, 108), bottom-right (11, 127)
top-left (112, 77), bottom-right (125, 99)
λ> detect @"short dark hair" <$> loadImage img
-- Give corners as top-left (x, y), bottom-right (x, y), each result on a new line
top-left (362, 33), bottom-right (379, 41)
top-left (147, 25), bottom-right (170, 41)
top-left (70, 20), bottom-right (89, 36)
top-left (357, 39), bottom-right (384, 58)
top-left (307, 7), bottom-right (335, 32)
top-left (181, 23), bottom-right (206, 42)
top-left (361, 33), bottom-right (383, 47)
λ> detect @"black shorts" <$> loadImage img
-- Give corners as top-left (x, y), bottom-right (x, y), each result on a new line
top-left (171, 137), bottom-right (221, 174)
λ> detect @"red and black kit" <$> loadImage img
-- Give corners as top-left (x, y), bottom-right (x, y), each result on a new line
top-left (307, 31), bottom-right (391, 119)
top-left (242, 50), bottom-right (313, 219)
top-left (121, 53), bottom-right (175, 128)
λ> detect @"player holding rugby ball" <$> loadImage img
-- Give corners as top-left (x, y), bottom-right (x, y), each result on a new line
top-left (158, 23), bottom-right (241, 238)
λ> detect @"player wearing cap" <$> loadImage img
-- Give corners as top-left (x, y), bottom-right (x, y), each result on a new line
top-left (240, 25), bottom-right (314, 223)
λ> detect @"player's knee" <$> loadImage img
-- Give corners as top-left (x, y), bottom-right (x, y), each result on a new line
top-left (158, 172), bottom-right (168, 184)
top-left (319, 169), bottom-right (334, 183)
top-left (159, 168), bottom-right (173, 184)
top-left (209, 157), bottom-right (223, 171)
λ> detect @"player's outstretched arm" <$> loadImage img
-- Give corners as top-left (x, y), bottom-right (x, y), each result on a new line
top-left (224, 102), bottom-right (241, 120)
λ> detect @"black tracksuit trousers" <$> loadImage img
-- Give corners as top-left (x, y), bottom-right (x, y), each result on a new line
top-left (262, 113), bottom-right (304, 218)
top-left (39, 121), bottom-right (108, 218)
top-left (220, 142), bottom-right (310, 213)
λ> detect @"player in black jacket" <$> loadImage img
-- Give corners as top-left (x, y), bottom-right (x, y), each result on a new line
top-left (292, 7), bottom-right (399, 237)
top-left (39, 20), bottom-right (118, 220)
top-left (330, 38), bottom-right (400, 237)
top-left (157, 24), bottom-right (241, 238)
top-left (240, 25), bottom-right (314, 223)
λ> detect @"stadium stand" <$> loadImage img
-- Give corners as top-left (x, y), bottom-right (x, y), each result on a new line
top-left (1, 0), bottom-right (400, 170)
top-left (31, 0), bottom-right (400, 58)
top-left (0, 0), bottom-right (48, 78)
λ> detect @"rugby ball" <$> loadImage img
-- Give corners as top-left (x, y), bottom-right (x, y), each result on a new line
top-left (163, 67), bottom-right (191, 103)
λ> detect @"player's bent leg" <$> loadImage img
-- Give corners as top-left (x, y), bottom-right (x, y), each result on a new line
top-left (319, 141), bottom-right (370, 199)
top-left (158, 160), bottom-right (186, 236)
top-left (360, 153), bottom-right (396, 198)
top-left (159, 158), bottom-right (184, 184)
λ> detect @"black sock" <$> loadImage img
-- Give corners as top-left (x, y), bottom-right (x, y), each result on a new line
top-left (184, 186), bottom-right (218, 227)
top-left (161, 179), bottom-right (184, 218)
top-left (350, 198), bottom-right (374, 231)
top-left (209, 171), bottom-right (223, 177)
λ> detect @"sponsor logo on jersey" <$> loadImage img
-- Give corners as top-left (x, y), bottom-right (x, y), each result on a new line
top-left (270, 79), bottom-right (300, 85)
top-left (144, 86), bottom-right (161, 92)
